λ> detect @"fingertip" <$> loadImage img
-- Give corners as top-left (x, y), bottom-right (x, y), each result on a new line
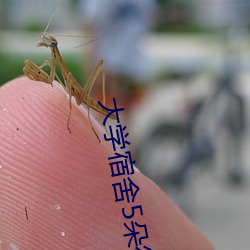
top-left (0, 77), bottom-right (213, 249)
top-left (0, 76), bottom-right (114, 248)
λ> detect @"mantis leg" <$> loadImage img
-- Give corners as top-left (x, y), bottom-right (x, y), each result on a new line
top-left (81, 60), bottom-right (106, 142)
top-left (23, 51), bottom-right (57, 85)
top-left (23, 59), bottom-right (51, 83)
top-left (64, 72), bottom-right (75, 134)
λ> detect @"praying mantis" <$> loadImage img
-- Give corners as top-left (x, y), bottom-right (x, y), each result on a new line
top-left (23, 31), bottom-right (116, 142)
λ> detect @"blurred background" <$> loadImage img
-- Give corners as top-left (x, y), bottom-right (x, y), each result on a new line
top-left (1, 0), bottom-right (250, 249)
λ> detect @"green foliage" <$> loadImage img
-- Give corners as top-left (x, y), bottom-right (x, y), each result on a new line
top-left (23, 21), bottom-right (44, 32)
top-left (0, 53), bottom-right (86, 87)
top-left (0, 54), bottom-right (24, 86)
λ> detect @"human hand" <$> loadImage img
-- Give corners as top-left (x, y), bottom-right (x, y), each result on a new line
top-left (0, 77), bottom-right (213, 249)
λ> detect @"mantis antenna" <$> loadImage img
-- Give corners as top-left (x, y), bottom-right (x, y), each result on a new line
top-left (44, 0), bottom-right (63, 33)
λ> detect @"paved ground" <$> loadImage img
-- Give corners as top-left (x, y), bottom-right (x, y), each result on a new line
top-left (193, 176), bottom-right (250, 250)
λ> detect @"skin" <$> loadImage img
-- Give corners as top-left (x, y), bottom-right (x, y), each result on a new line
top-left (0, 77), bottom-right (214, 250)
